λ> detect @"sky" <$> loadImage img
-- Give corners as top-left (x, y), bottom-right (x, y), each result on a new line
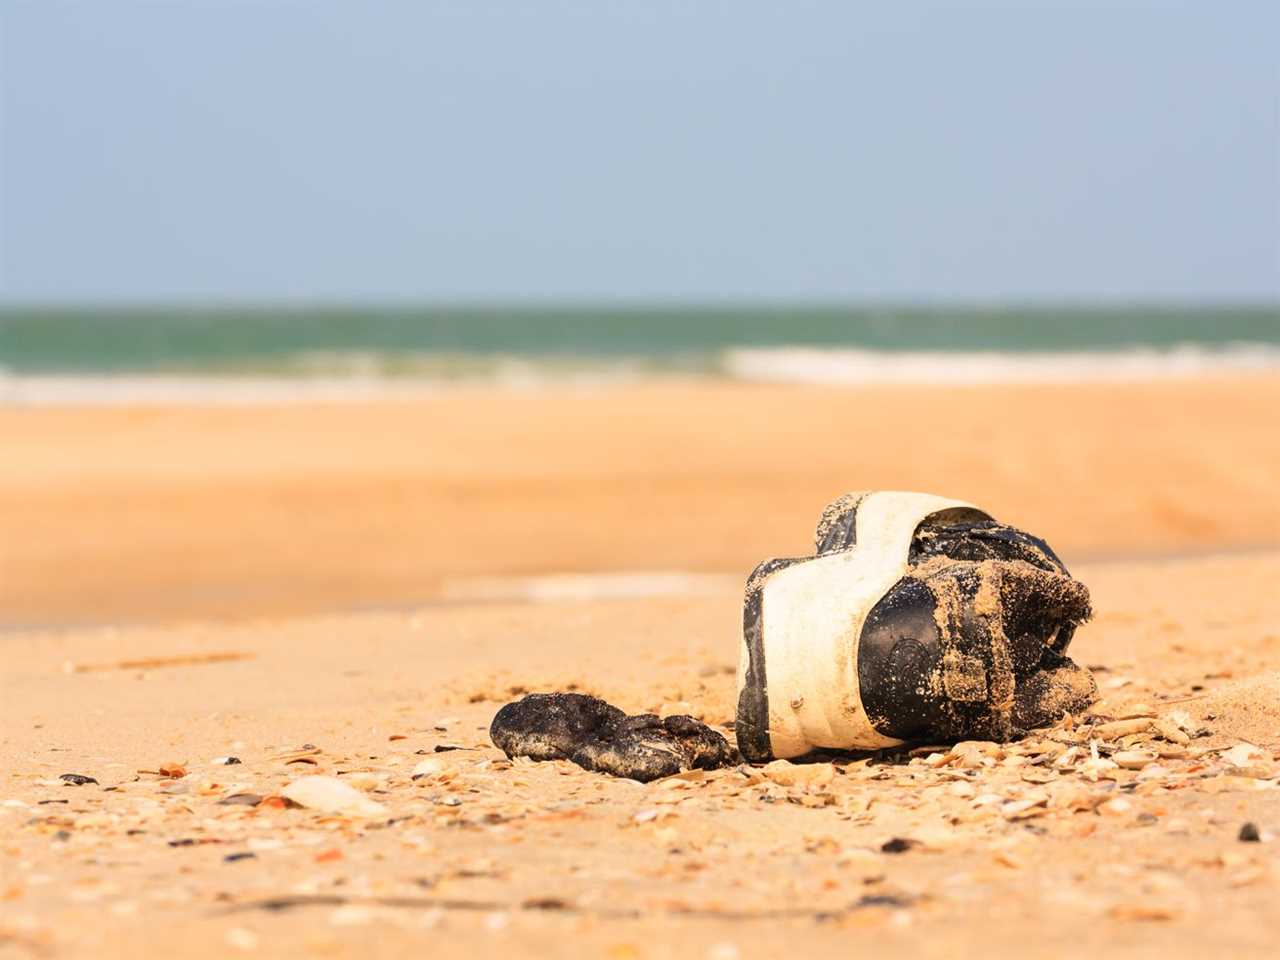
top-left (1, 1), bottom-right (1277, 302)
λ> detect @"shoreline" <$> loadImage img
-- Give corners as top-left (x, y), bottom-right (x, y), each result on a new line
top-left (4, 341), bottom-right (1280, 405)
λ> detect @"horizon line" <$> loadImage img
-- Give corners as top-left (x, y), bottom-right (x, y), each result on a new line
top-left (2, 298), bottom-right (1278, 313)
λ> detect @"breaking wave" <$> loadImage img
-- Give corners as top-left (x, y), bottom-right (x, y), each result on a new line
top-left (2, 342), bottom-right (1279, 405)
top-left (720, 342), bottom-right (1280, 385)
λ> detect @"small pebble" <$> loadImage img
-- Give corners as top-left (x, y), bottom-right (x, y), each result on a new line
top-left (59, 774), bottom-right (98, 786)
top-left (1238, 822), bottom-right (1261, 843)
top-left (225, 927), bottom-right (259, 951)
top-left (1097, 797), bottom-right (1133, 818)
top-left (483, 912), bottom-right (509, 933)
top-left (218, 793), bottom-right (263, 807)
top-left (410, 758), bottom-right (445, 780)
top-left (881, 837), bottom-right (917, 854)
top-left (213, 756), bottom-right (242, 766)
top-left (330, 904), bottom-right (375, 927)
top-left (224, 852), bottom-right (257, 863)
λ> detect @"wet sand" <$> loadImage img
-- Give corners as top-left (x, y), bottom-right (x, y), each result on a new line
top-left (2, 377), bottom-right (1279, 957)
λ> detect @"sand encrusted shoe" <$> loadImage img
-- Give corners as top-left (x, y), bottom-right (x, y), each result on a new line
top-left (735, 491), bottom-right (1097, 762)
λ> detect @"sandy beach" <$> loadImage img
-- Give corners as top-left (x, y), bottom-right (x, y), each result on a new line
top-left (3, 376), bottom-right (1279, 958)
top-left (3, 376), bottom-right (1279, 627)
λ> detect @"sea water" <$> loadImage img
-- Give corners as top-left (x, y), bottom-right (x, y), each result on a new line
top-left (1, 304), bottom-right (1277, 402)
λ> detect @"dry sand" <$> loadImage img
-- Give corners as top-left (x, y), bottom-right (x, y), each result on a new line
top-left (3, 377), bottom-right (1279, 627)
top-left (2, 377), bottom-right (1279, 958)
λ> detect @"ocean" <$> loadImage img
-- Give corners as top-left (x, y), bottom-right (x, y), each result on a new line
top-left (1, 304), bottom-right (1278, 402)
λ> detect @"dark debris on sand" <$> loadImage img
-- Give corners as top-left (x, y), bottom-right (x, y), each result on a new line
top-left (490, 693), bottom-right (735, 782)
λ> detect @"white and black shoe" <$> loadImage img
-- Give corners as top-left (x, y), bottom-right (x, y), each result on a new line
top-left (736, 491), bottom-right (1096, 762)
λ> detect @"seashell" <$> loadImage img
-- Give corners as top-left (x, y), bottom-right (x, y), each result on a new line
top-left (411, 758), bottom-right (447, 780)
top-left (1092, 718), bottom-right (1155, 739)
top-left (280, 775), bottom-right (387, 817)
top-left (1112, 749), bottom-right (1158, 770)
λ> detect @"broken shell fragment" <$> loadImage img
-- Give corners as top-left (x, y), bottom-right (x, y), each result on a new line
top-left (217, 793), bottom-right (263, 806)
top-left (1091, 718), bottom-right (1156, 739)
top-left (760, 760), bottom-right (835, 787)
top-left (1220, 743), bottom-right (1268, 768)
top-left (411, 758), bottom-right (447, 780)
top-left (1097, 796), bottom-right (1134, 817)
top-left (949, 741), bottom-right (1003, 769)
top-left (1113, 750), bottom-right (1158, 770)
top-left (280, 775), bottom-right (388, 817)
top-left (1151, 719), bottom-right (1191, 745)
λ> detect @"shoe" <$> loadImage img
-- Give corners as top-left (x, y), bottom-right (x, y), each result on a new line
top-left (735, 491), bottom-right (1096, 761)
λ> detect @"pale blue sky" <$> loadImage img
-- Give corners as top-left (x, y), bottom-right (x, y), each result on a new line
top-left (2, 1), bottom-right (1277, 301)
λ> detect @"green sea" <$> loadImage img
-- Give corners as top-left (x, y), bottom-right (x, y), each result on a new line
top-left (1, 304), bottom-right (1278, 382)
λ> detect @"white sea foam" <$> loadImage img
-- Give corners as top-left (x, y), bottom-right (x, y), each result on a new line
top-left (0, 375), bottom-right (438, 407)
top-left (720, 342), bottom-right (1280, 385)
top-left (0, 363), bottom-right (652, 407)
top-left (2, 342), bottom-right (1278, 405)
